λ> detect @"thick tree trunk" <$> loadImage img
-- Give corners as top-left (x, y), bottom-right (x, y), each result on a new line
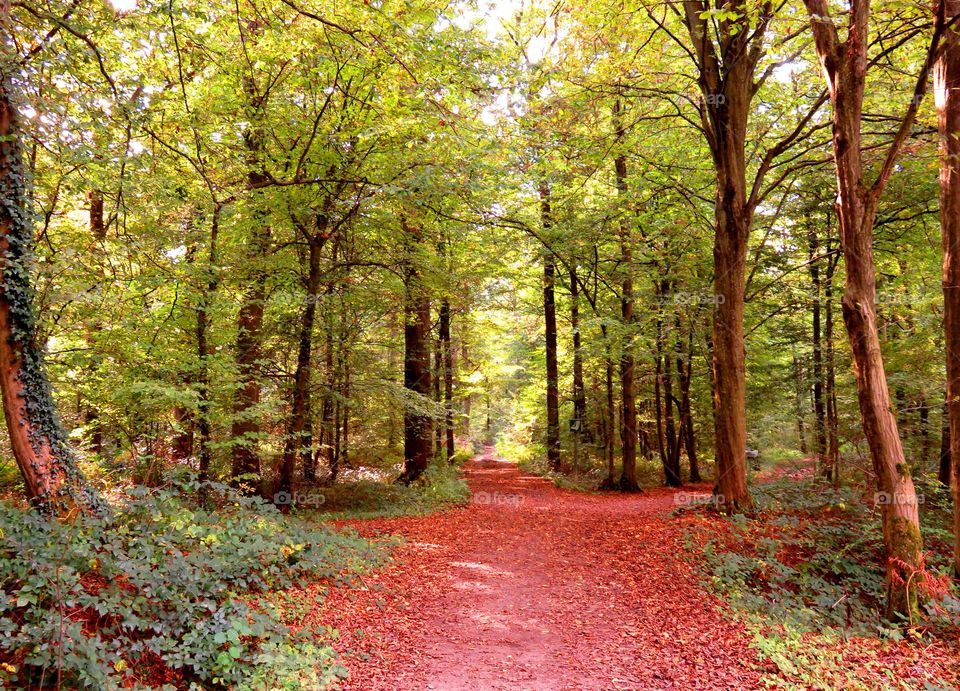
top-left (540, 183), bottom-right (561, 471)
top-left (936, 9), bottom-right (960, 576)
top-left (680, 0), bottom-right (763, 513)
top-left (399, 219), bottom-right (433, 483)
top-left (229, 76), bottom-right (270, 487)
top-left (804, 0), bottom-right (930, 615)
top-left (614, 97), bottom-right (640, 492)
top-left (0, 60), bottom-right (99, 516)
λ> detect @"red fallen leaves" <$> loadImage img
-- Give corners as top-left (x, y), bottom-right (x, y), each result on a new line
top-left (307, 459), bottom-right (767, 690)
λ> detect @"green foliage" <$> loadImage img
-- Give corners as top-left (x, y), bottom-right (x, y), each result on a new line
top-left (314, 462), bottom-right (470, 520)
top-left (0, 482), bottom-right (380, 689)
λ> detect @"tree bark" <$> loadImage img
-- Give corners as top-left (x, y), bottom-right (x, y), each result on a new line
top-left (679, 328), bottom-right (701, 482)
top-left (809, 226), bottom-right (827, 468)
top-left (680, 0), bottom-right (767, 512)
top-left (570, 264), bottom-right (587, 439)
top-left (85, 190), bottom-right (105, 456)
top-left (936, 3), bottom-right (960, 576)
top-left (277, 231), bottom-right (325, 504)
top-left (804, 0), bottom-right (935, 616)
top-left (0, 48), bottom-right (100, 516)
top-left (439, 297), bottom-right (455, 461)
top-left (940, 400), bottom-right (952, 486)
top-left (229, 74), bottom-right (271, 488)
top-left (793, 353), bottom-right (808, 455)
top-left (825, 233), bottom-right (840, 485)
top-left (540, 183), bottom-right (561, 471)
top-left (600, 323), bottom-right (617, 488)
top-left (399, 218), bottom-right (433, 483)
top-left (613, 96), bottom-right (640, 492)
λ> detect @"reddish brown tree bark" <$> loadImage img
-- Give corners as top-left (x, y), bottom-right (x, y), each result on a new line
top-left (803, 0), bottom-right (944, 617)
top-left (678, 0), bottom-right (776, 512)
top-left (936, 0), bottom-right (960, 577)
top-left (0, 46), bottom-right (99, 516)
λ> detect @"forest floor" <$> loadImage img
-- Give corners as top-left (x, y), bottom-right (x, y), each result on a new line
top-left (306, 448), bottom-right (767, 690)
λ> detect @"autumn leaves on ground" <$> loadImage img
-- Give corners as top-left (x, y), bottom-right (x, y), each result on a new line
top-left (304, 451), bottom-right (959, 690)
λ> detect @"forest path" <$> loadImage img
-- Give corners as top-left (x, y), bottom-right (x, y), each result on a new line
top-left (312, 449), bottom-right (764, 690)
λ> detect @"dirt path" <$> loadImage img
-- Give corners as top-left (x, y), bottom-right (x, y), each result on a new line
top-left (310, 450), bottom-right (765, 690)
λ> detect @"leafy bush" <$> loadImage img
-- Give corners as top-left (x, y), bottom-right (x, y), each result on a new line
top-left (0, 481), bottom-right (381, 689)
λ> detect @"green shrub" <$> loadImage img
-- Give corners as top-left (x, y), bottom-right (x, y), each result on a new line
top-left (314, 461), bottom-right (469, 520)
top-left (0, 481), bottom-right (380, 689)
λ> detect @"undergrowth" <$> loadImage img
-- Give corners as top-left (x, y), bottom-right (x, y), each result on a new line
top-left (0, 480), bottom-right (382, 690)
top-left (312, 461), bottom-right (470, 520)
top-left (686, 474), bottom-right (960, 689)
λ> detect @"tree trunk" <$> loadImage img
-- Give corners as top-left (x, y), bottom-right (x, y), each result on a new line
top-left (809, 226), bottom-right (827, 468)
top-left (804, 0), bottom-right (931, 615)
top-left (614, 96), bottom-right (640, 492)
top-left (439, 297), bottom-right (455, 461)
top-left (85, 190), bottom-right (105, 456)
top-left (600, 323), bottom-right (617, 488)
top-left (936, 6), bottom-right (960, 576)
top-left (570, 265), bottom-right (587, 439)
top-left (793, 353), bottom-right (808, 455)
top-left (0, 53), bottom-right (100, 516)
top-left (229, 76), bottom-right (271, 488)
top-left (195, 207), bottom-right (220, 490)
top-left (940, 400), bottom-right (952, 486)
top-left (433, 330), bottom-right (443, 455)
top-left (919, 396), bottom-right (931, 466)
top-left (680, 0), bottom-right (765, 513)
top-left (679, 324), bottom-right (701, 482)
top-left (540, 183), bottom-right (561, 471)
top-left (399, 218), bottom-right (433, 483)
top-left (277, 235), bottom-right (324, 504)
top-left (825, 233), bottom-right (840, 485)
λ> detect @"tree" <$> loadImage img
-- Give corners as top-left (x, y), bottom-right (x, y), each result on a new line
top-left (802, 0), bottom-right (945, 617)
top-left (935, 0), bottom-right (960, 578)
top-left (0, 5), bottom-right (100, 516)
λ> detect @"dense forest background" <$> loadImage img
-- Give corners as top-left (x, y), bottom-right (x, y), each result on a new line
top-left (2, 0), bottom-right (960, 686)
